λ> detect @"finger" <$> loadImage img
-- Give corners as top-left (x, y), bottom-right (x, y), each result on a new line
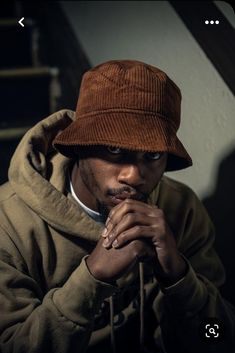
top-left (101, 226), bottom-right (109, 238)
top-left (105, 199), bottom-right (157, 236)
top-left (101, 216), bottom-right (117, 237)
top-left (101, 206), bottom-right (122, 237)
top-left (104, 225), bottom-right (158, 249)
top-left (103, 212), bottom-right (158, 247)
top-left (102, 201), bottom-right (160, 238)
top-left (101, 208), bottom-right (120, 237)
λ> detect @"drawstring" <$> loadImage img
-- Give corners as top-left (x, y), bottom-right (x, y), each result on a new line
top-left (139, 261), bottom-right (145, 349)
top-left (109, 295), bottom-right (116, 353)
top-left (109, 262), bottom-right (145, 353)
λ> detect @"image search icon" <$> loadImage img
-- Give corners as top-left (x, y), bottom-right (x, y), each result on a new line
top-left (199, 318), bottom-right (225, 343)
top-left (205, 324), bottom-right (219, 338)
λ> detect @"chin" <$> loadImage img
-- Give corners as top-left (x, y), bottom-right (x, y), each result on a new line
top-left (96, 201), bottom-right (111, 222)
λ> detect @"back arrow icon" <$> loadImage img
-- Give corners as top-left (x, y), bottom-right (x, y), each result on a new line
top-left (18, 17), bottom-right (25, 27)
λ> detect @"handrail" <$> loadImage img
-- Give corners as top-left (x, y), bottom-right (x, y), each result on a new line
top-left (0, 127), bottom-right (30, 140)
top-left (0, 67), bottom-right (59, 78)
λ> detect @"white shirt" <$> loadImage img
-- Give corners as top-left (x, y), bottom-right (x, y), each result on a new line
top-left (70, 178), bottom-right (103, 223)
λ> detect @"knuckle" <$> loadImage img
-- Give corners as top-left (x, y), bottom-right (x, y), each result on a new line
top-left (149, 205), bottom-right (158, 212)
top-left (109, 209), bottom-right (115, 217)
top-left (123, 202), bottom-right (131, 212)
top-left (108, 212), bottom-right (114, 221)
top-left (147, 211), bottom-right (155, 217)
top-left (125, 198), bottom-right (132, 203)
top-left (120, 231), bottom-right (126, 239)
top-left (130, 239), bottom-right (138, 248)
top-left (126, 212), bottom-right (138, 224)
top-left (157, 208), bottom-right (164, 217)
top-left (133, 225), bottom-right (141, 232)
top-left (124, 213), bottom-right (132, 222)
top-left (110, 228), bottom-right (117, 237)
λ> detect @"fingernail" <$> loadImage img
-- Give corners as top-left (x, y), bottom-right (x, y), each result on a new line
top-left (101, 228), bottom-right (108, 237)
top-left (109, 232), bottom-right (114, 239)
top-left (102, 238), bottom-right (110, 247)
top-left (112, 239), bottom-right (118, 248)
top-left (105, 217), bottom-right (110, 226)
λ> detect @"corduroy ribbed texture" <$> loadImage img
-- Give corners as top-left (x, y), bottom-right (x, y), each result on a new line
top-left (53, 60), bottom-right (192, 171)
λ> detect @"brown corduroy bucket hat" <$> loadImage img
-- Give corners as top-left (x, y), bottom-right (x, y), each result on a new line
top-left (53, 60), bottom-right (192, 171)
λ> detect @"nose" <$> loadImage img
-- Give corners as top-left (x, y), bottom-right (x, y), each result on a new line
top-left (118, 163), bottom-right (145, 187)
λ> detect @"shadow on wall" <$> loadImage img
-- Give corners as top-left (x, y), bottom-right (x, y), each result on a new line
top-left (202, 148), bottom-right (235, 306)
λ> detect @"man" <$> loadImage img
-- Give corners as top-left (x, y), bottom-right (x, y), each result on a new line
top-left (0, 60), bottom-right (234, 353)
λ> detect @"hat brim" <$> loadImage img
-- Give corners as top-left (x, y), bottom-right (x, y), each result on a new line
top-left (53, 112), bottom-right (192, 172)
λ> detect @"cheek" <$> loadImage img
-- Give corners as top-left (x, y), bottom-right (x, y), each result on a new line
top-left (147, 160), bottom-right (167, 184)
top-left (79, 159), bottom-right (101, 194)
top-left (95, 163), bottom-right (118, 186)
top-left (89, 161), bottom-right (117, 195)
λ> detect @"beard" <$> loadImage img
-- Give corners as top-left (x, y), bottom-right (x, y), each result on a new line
top-left (96, 200), bottom-right (110, 223)
top-left (77, 159), bottom-right (156, 224)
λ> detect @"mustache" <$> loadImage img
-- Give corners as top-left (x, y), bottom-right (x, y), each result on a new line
top-left (107, 187), bottom-right (148, 202)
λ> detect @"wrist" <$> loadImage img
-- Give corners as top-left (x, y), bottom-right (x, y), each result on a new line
top-left (155, 253), bottom-right (188, 287)
top-left (85, 256), bottom-right (116, 285)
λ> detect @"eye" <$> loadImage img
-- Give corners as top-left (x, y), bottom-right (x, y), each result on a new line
top-left (145, 152), bottom-right (163, 160)
top-left (107, 146), bottom-right (123, 154)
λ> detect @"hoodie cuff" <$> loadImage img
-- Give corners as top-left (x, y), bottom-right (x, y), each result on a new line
top-left (160, 255), bottom-right (208, 317)
top-left (53, 256), bottom-right (118, 325)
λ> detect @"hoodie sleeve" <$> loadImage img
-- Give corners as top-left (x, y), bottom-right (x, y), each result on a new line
top-left (153, 188), bottom-right (235, 353)
top-left (0, 228), bottom-right (117, 353)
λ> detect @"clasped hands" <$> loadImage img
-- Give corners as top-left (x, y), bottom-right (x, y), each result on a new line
top-left (101, 199), bottom-right (187, 286)
top-left (86, 199), bottom-right (187, 285)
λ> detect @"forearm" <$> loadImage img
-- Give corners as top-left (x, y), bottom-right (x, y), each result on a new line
top-left (157, 259), bottom-right (235, 353)
top-left (1, 290), bottom-right (90, 353)
top-left (0, 257), bottom-right (116, 353)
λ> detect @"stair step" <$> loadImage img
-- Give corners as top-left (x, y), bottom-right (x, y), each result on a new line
top-left (0, 66), bottom-right (59, 78)
top-left (0, 66), bottom-right (60, 128)
top-left (0, 18), bottom-right (40, 68)
top-left (0, 126), bottom-right (30, 140)
top-left (0, 138), bottom-right (21, 185)
top-left (0, 1), bottom-right (23, 18)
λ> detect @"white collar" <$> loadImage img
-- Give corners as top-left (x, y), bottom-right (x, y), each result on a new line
top-left (69, 176), bottom-right (103, 223)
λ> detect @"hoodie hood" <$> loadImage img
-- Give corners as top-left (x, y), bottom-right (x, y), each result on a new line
top-left (8, 109), bottom-right (160, 242)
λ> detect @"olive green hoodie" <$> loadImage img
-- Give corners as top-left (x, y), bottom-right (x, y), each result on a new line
top-left (0, 110), bottom-right (234, 353)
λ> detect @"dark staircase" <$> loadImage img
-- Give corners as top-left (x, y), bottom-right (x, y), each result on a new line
top-left (0, 1), bottom-right (91, 185)
top-left (0, 3), bottom-right (61, 184)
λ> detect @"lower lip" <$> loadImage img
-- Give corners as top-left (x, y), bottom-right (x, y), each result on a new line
top-left (109, 196), bottom-right (126, 205)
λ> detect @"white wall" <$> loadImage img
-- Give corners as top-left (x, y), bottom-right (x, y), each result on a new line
top-left (215, 1), bottom-right (235, 29)
top-left (60, 0), bottom-right (235, 199)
